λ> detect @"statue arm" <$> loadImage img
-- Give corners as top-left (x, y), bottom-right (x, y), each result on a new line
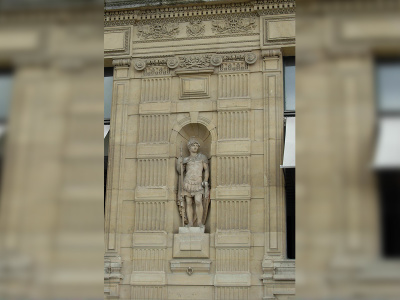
top-left (176, 158), bottom-right (186, 174)
top-left (203, 162), bottom-right (209, 183)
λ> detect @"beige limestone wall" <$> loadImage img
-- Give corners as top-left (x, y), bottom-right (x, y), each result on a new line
top-left (104, 1), bottom-right (295, 299)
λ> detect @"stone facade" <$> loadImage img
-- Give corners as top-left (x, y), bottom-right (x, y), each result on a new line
top-left (104, 1), bottom-right (295, 299)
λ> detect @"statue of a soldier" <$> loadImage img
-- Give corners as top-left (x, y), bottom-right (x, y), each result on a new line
top-left (177, 137), bottom-right (210, 228)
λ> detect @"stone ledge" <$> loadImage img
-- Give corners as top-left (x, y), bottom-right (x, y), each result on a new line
top-left (170, 259), bottom-right (212, 273)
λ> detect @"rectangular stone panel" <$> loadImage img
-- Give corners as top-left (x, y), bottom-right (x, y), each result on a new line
top-left (218, 111), bottom-right (249, 140)
top-left (141, 77), bottom-right (171, 102)
top-left (137, 159), bottom-right (168, 187)
top-left (139, 102), bottom-right (171, 114)
top-left (215, 286), bottom-right (249, 300)
top-left (179, 75), bottom-right (210, 99)
top-left (217, 200), bottom-right (249, 230)
top-left (133, 248), bottom-right (166, 271)
top-left (104, 28), bottom-right (129, 55)
top-left (133, 232), bottom-right (167, 247)
top-left (218, 73), bottom-right (249, 99)
top-left (217, 141), bottom-right (250, 155)
top-left (139, 114), bottom-right (169, 143)
top-left (131, 272), bottom-right (166, 285)
top-left (131, 286), bottom-right (166, 300)
top-left (135, 187), bottom-right (168, 200)
top-left (216, 186), bottom-right (251, 200)
top-left (216, 248), bottom-right (249, 272)
top-left (137, 143), bottom-right (169, 158)
top-left (217, 99), bottom-right (250, 110)
top-left (217, 156), bottom-right (249, 186)
top-left (215, 231), bottom-right (251, 248)
top-left (214, 274), bottom-right (251, 287)
top-left (134, 201), bottom-right (166, 231)
top-left (173, 234), bottom-right (210, 258)
top-left (264, 18), bottom-right (295, 45)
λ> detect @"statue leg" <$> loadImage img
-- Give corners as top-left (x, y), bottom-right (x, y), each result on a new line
top-left (195, 194), bottom-right (203, 227)
top-left (186, 196), bottom-right (194, 227)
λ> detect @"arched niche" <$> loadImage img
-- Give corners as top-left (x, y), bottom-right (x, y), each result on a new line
top-left (175, 123), bottom-right (212, 159)
top-left (170, 121), bottom-right (216, 233)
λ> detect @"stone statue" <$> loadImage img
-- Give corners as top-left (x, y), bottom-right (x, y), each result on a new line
top-left (176, 137), bottom-right (210, 228)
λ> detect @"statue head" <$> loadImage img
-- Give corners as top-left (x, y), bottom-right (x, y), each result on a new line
top-left (187, 137), bottom-right (201, 152)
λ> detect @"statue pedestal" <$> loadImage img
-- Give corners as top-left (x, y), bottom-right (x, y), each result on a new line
top-left (173, 227), bottom-right (209, 258)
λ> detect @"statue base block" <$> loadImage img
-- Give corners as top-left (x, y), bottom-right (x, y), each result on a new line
top-left (173, 228), bottom-right (209, 258)
top-left (178, 226), bottom-right (205, 234)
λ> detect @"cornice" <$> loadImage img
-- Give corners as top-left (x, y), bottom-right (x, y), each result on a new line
top-left (104, 0), bottom-right (295, 27)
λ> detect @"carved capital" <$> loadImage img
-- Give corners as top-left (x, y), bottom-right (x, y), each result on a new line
top-left (210, 55), bottom-right (223, 67)
top-left (245, 52), bottom-right (257, 64)
top-left (133, 59), bottom-right (146, 70)
top-left (167, 57), bottom-right (179, 69)
top-left (262, 49), bottom-right (282, 58)
top-left (112, 58), bottom-right (131, 67)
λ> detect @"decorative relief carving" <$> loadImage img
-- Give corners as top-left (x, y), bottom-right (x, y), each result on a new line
top-left (186, 20), bottom-right (205, 37)
top-left (133, 249), bottom-right (166, 271)
top-left (166, 57), bottom-right (179, 69)
top-left (137, 23), bottom-right (179, 40)
top-left (179, 55), bottom-right (212, 69)
top-left (139, 115), bottom-right (169, 143)
top-left (141, 77), bottom-right (171, 102)
top-left (244, 52), bottom-right (257, 64)
top-left (134, 59), bottom-right (146, 70)
top-left (134, 201), bottom-right (166, 231)
top-left (217, 156), bottom-right (249, 186)
top-left (210, 55), bottom-right (223, 67)
top-left (112, 58), bottom-right (131, 67)
top-left (217, 200), bottom-right (249, 230)
top-left (219, 62), bottom-right (248, 72)
top-left (135, 53), bottom-right (256, 72)
top-left (218, 73), bottom-right (249, 99)
top-left (143, 66), bottom-right (170, 77)
top-left (218, 111), bottom-right (249, 140)
top-left (216, 248), bottom-right (249, 272)
top-left (212, 16), bottom-right (256, 35)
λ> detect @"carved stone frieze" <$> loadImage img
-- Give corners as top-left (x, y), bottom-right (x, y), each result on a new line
top-left (143, 66), bottom-right (170, 77)
top-left (137, 23), bottom-right (179, 40)
top-left (186, 20), bottom-right (205, 37)
top-left (211, 16), bottom-right (256, 35)
top-left (178, 55), bottom-right (212, 69)
top-left (134, 52), bottom-right (257, 73)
